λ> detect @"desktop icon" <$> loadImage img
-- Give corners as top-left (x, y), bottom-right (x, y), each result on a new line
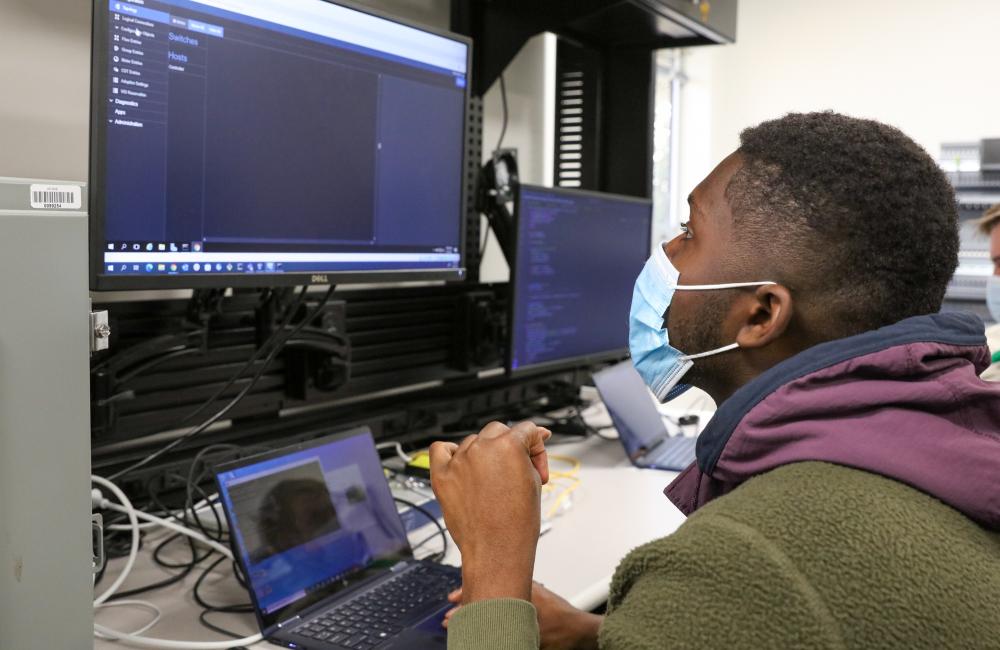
top-left (193, 263), bottom-right (201, 271)
top-left (145, 263), bottom-right (154, 272)
top-left (193, 242), bottom-right (202, 252)
top-left (226, 263), bottom-right (234, 272)
top-left (132, 264), bottom-right (140, 271)
top-left (157, 263), bottom-right (166, 271)
top-left (265, 262), bottom-right (275, 272)
top-left (120, 264), bottom-right (128, 272)
top-left (107, 243), bottom-right (115, 251)
top-left (107, 265), bottom-right (115, 272)
top-left (214, 263), bottom-right (222, 272)
top-left (236, 263), bottom-right (244, 271)
top-left (204, 265), bottom-right (213, 272)
top-left (170, 263), bottom-right (178, 272)
top-left (120, 243), bottom-right (129, 250)
top-left (170, 243), bottom-right (178, 252)
top-left (181, 263), bottom-right (190, 272)
top-left (181, 243), bottom-right (190, 252)
top-left (146, 243), bottom-right (153, 251)
top-left (158, 243), bottom-right (166, 251)
top-left (133, 243), bottom-right (141, 251)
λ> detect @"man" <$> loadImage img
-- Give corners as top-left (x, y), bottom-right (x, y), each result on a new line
top-left (978, 203), bottom-right (1000, 381)
top-left (431, 112), bottom-right (1000, 649)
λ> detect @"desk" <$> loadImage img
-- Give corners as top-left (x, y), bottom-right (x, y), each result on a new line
top-left (95, 435), bottom-right (687, 648)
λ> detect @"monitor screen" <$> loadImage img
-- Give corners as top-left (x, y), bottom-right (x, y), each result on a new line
top-left (215, 428), bottom-right (410, 632)
top-left (90, 0), bottom-right (469, 290)
top-left (509, 185), bottom-right (652, 375)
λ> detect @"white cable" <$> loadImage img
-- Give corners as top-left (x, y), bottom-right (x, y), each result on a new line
top-left (94, 600), bottom-right (163, 638)
top-left (106, 497), bottom-right (217, 531)
top-left (92, 475), bottom-right (140, 606)
top-left (93, 622), bottom-right (264, 649)
top-left (375, 440), bottom-right (413, 463)
top-left (100, 501), bottom-right (234, 559)
top-left (92, 478), bottom-right (263, 648)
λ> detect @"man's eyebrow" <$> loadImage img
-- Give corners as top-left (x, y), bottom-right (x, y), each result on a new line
top-left (687, 193), bottom-right (701, 219)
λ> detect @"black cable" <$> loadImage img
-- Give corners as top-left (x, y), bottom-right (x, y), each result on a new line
top-left (116, 347), bottom-right (205, 385)
top-left (108, 286), bottom-right (335, 481)
top-left (411, 526), bottom-right (449, 553)
top-left (152, 532), bottom-right (212, 570)
top-left (188, 481), bottom-right (226, 542)
top-left (495, 73), bottom-right (508, 153)
top-left (183, 443), bottom-right (270, 545)
top-left (194, 555), bottom-right (254, 613)
top-left (91, 329), bottom-right (204, 377)
top-left (177, 286), bottom-right (311, 427)
top-left (393, 496), bottom-right (448, 563)
top-left (109, 535), bottom-right (204, 600)
top-left (198, 609), bottom-right (250, 640)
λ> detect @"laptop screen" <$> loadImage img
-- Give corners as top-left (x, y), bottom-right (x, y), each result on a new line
top-left (215, 428), bottom-right (411, 631)
top-left (593, 361), bottom-right (670, 459)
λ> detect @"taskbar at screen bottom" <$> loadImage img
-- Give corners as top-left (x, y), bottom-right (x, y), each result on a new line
top-left (101, 259), bottom-right (460, 276)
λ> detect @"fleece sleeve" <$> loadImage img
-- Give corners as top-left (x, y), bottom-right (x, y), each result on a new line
top-left (447, 598), bottom-right (539, 650)
top-left (599, 513), bottom-right (845, 650)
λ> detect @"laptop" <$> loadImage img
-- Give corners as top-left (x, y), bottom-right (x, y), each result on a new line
top-left (592, 361), bottom-right (698, 471)
top-left (214, 426), bottom-right (460, 650)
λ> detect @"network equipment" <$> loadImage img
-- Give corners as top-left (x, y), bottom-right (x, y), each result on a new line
top-left (90, 0), bottom-right (470, 290)
top-left (508, 185), bottom-right (652, 375)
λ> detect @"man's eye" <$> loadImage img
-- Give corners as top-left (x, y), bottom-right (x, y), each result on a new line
top-left (680, 222), bottom-right (693, 239)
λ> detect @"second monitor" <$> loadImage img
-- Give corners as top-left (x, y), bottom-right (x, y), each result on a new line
top-left (508, 185), bottom-right (653, 375)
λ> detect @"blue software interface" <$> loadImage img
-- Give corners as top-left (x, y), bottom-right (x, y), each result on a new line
top-left (510, 187), bottom-right (652, 372)
top-left (217, 432), bottom-right (409, 622)
top-left (98, 0), bottom-right (466, 278)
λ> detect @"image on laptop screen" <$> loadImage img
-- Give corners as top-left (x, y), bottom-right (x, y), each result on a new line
top-left (216, 431), bottom-right (410, 624)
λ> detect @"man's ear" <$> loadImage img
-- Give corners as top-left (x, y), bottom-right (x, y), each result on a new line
top-left (734, 284), bottom-right (793, 349)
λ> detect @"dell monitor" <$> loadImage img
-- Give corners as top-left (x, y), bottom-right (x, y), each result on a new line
top-left (508, 185), bottom-right (653, 375)
top-left (90, 0), bottom-right (469, 290)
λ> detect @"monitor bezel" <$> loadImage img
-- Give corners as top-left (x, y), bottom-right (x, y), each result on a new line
top-left (506, 183), bottom-right (653, 378)
top-left (213, 425), bottom-right (415, 635)
top-left (88, 0), bottom-right (471, 291)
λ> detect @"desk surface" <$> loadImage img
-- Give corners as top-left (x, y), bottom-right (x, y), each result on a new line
top-left (95, 434), bottom-right (686, 648)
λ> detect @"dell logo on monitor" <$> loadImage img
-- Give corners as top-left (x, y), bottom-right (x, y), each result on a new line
top-left (311, 274), bottom-right (330, 284)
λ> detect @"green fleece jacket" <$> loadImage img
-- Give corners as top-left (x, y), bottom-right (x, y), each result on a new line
top-left (448, 462), bottom-right (1000, 649)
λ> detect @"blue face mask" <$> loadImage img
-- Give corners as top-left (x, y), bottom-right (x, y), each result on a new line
top-left (628, 242), bottom-right (776, 402)
top-left (988, 275), bottom-right (1000, 324)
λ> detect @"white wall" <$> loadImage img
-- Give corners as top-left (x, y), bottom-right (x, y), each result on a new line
top-left (677, 0), bottom-right (1000, 210)
top-left (479, 33), bottom-right (556, 283)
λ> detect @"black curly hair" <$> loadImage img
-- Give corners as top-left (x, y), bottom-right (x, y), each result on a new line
top-left (727, 111), bottom-right (959, 339)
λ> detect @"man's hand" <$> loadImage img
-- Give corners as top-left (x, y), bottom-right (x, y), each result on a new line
top-left (429, 420), bottom-right (551, 604)
top-left (443, 582), bottom-right (603, 650)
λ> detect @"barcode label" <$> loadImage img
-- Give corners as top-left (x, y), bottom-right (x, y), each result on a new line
top-left (29, 184), bottom-right (82, 209)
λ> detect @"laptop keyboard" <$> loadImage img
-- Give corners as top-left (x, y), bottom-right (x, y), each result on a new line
top-left (294, 564), bottom-right (460, 649)
top-left (652, 436), bottom-right (697, 469)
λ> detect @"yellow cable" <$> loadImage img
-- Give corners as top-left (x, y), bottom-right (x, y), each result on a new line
top-left (542, 454), bottom-right (582, 519)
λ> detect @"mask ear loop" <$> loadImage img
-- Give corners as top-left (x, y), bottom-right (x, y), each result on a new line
top-left (681, 342), bottom-right (739, 361)
top-left (672, 282), bottom-right (777, 361)
top-left (674, 281), bottom-right (777, 291)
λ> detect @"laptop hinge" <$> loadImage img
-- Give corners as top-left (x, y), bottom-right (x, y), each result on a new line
top-left (636, 434), bottom-right (672, 462)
